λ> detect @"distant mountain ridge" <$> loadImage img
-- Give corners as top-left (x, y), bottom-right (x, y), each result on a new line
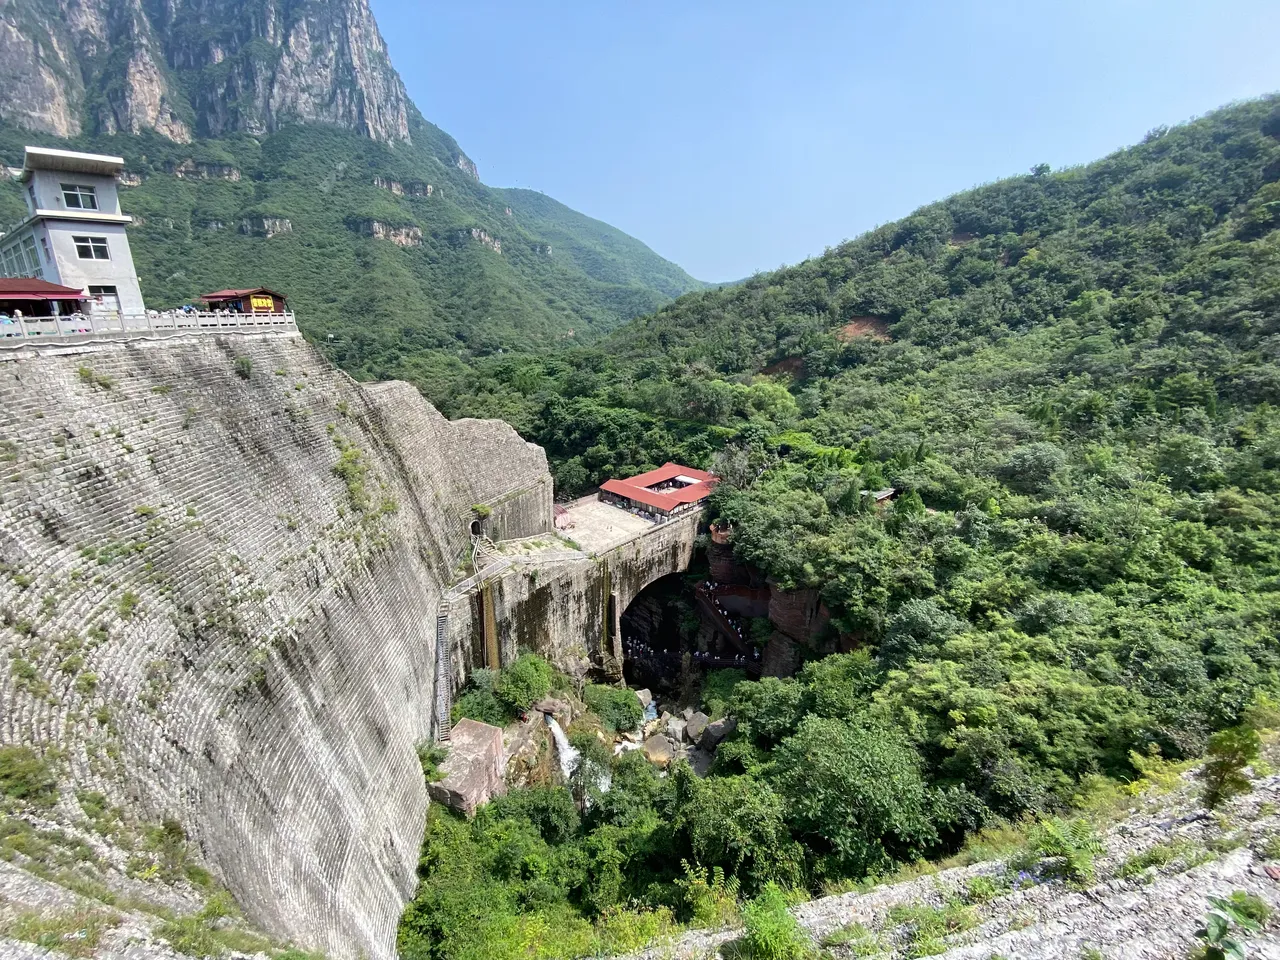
top-left (0, 0), bottom-right (706, 368)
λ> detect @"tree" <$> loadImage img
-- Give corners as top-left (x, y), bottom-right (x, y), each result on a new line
top-left (879, 598), bottom-right (966, 668)
top-left (1198, 726), bottom-right (1260, 810)
top-left (772, 716), bottom-right (938, 878)
top-left (672, 766), bottom-right (804, 892)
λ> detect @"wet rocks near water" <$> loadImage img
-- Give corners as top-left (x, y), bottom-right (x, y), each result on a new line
top-left (636, 688), bottom-right (653, 708)
top-left (531, 697), bottom-right (572, 722)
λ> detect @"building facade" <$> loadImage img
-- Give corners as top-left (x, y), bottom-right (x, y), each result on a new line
top-left (0, 147), bottom-right (145, 319)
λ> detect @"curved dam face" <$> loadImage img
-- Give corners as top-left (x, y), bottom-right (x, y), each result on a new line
top-left (0, 334), bottom-right (551, 960)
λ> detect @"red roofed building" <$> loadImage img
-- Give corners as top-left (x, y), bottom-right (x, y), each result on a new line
top-left (599, 462), bottom-right (718, 518)
top-left (0, 277), bottom-right (87, 320)
top-left (200, 287), bottom-right (289, 313)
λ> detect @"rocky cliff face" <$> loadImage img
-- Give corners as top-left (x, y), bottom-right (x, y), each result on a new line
top-left (0, 0), bottom-right (413, 143)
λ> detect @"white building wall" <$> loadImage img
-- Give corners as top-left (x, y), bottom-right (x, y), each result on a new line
top-left (43, 222), bottom-right (146, 315)
top-left (28, 169), bottom-right (123, 217)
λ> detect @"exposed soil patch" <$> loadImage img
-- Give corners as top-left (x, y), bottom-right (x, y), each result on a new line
top-left (836, 316), bottom-right (892, 342)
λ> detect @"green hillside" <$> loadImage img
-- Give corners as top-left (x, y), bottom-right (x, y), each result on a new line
top-left (0, 115), bottom-right (705, 373)
top-left (427, 93), bottom-right (1280, 820)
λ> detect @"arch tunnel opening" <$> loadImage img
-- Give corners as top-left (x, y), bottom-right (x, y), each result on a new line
top-left (619, 571), bottom-right (764, 691)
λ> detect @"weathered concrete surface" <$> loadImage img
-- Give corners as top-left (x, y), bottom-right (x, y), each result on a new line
top-left (427, 718), bottom-right (505, 817)
top-left (448, 505), bottom-right (702, 679)
top-left (0, 334), bottom-right (548, 960)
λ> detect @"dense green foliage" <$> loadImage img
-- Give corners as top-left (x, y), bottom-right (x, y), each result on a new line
top-left (0, 118), bottom-right (705, 366)
top-left (391, 96), bottom-right (1280, 960)
top-left (432, 96), bottom-right (1280, 813)
top-left (583, 683), bottom-right (644, 732)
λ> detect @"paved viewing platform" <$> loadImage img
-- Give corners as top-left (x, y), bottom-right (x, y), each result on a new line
top-left (558, 496), bottom-right (662, 554)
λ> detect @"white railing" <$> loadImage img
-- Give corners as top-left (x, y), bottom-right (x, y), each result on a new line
top-left (0, 311), bottom-right (297, 345)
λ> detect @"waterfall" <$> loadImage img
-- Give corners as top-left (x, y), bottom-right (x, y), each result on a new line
top-left (545, 714), bottom-right (611, 797)
top-left (545, 714), bottom-right (579, 781)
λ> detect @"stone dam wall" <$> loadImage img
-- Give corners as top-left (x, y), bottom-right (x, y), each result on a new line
top-left (0, 334), bottom-right (550, 960)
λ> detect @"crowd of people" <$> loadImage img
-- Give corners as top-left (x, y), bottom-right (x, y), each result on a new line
top-left (621, 636), bottom-right (762, 668)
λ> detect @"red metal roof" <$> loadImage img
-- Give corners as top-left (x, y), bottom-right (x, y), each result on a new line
top-left (0, 278), bottom-right (86, 298)
top-left (200, 287), bottom-right (286, 301)
top-left (600, 462), bottom-right (718, 512)
top-left (624, 462), bottom-right (716, 486)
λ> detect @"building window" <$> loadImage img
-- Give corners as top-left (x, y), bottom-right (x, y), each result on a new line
top-left (61, 184), bottom-right (98, 210)
top-left (72, 236), bottom-right (110, 260)
top-left (21, 237), bottom-right (40, 274)
top-left (0, 239), bottom-right (40, 279)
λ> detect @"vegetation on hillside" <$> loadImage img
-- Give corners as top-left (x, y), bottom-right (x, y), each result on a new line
top-left (0, 118), bottom-right (705, 366)
top-left (399, 94), bottom-right (1280, 924)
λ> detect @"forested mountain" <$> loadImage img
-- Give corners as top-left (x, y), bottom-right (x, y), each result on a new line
top-left (0, 0), bottom-right (705, 356)
top-left (429, 95), bottom-right (1280, 827)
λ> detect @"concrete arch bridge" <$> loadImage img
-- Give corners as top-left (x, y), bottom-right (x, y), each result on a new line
top-left (438, 495), bottom-right (703, 688)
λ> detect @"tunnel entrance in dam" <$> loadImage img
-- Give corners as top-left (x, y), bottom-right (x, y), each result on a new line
top-left (620, 568), bottom-right (763, 690)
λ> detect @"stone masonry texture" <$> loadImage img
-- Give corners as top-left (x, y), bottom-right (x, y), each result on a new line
top-left (0, 333), bottom-right (548, 960)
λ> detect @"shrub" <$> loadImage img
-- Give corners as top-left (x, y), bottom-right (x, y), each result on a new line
top-left (417, 743), bottom-right (448, 783)
top-left (472, 504), bottom-right (492, 518)
top-left (0, 745), bottom-right (58, 805)
top-left (1028, 817), bottom-right (1103, 884)
top-left (962, 873), bottom-right (1007, 904)
top-left (1194, 891), bottom-right (1266, 960)
top-left (592, 905), bottom-right (675, 954)
top-left (452, 667), bottom-right (512, 726)
top-left (886, 901), bottom-right (979, 956)
top-left (1115, 839), bottom-right (1210, 880)
top-left (584, 683), bottom-right (643, 732)
top-left (738, 883), bottom-right (809, 960)
top-left (675, 860), bottom-right (740, 928)
top-left (1199, 726), bottom-right (1261, 810)
top-left (493, 654), bottom-right (553, 712)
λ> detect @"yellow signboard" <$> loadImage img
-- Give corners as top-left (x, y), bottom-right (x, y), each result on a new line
top-left (250, 295), bottom-right (274, 312)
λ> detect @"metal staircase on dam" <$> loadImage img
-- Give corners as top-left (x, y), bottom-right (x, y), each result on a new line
top-left (435, 601), bottom-right (453, 743)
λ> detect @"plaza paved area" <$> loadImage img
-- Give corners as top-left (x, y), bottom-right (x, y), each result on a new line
top-left (559, 497), bottom-right (656, 554)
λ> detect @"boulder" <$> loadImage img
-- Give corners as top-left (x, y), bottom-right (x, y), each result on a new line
top-left (700, 716), bottom-right (737, 751)
top-left (667, 718), bottom-right (687, 743)
top-left (636, 688), bottom-right (653, 708)
top-left (681, 707), bottom-right (694, 721)
top-left (686, 711), bottom-right (710, 743)
top-left (530, 697), bottom-right (571, 720)
top-left (643, 734), bottom-right (675, 768)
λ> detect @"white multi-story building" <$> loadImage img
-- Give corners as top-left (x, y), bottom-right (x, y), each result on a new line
top-left (0, 146), bottom-right (145, 320)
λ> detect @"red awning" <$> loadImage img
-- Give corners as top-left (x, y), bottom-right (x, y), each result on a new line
top-left (0, 278), bottom-right (86, 298)
top-left (0, 294), bottom-right (83, 302)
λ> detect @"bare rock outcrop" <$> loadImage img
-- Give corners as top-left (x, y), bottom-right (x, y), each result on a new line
top-left (0, 0), bottom-right (412, 144)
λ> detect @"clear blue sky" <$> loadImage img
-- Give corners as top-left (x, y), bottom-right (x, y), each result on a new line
top-left (372, 0), bottom-right (1280, 283)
